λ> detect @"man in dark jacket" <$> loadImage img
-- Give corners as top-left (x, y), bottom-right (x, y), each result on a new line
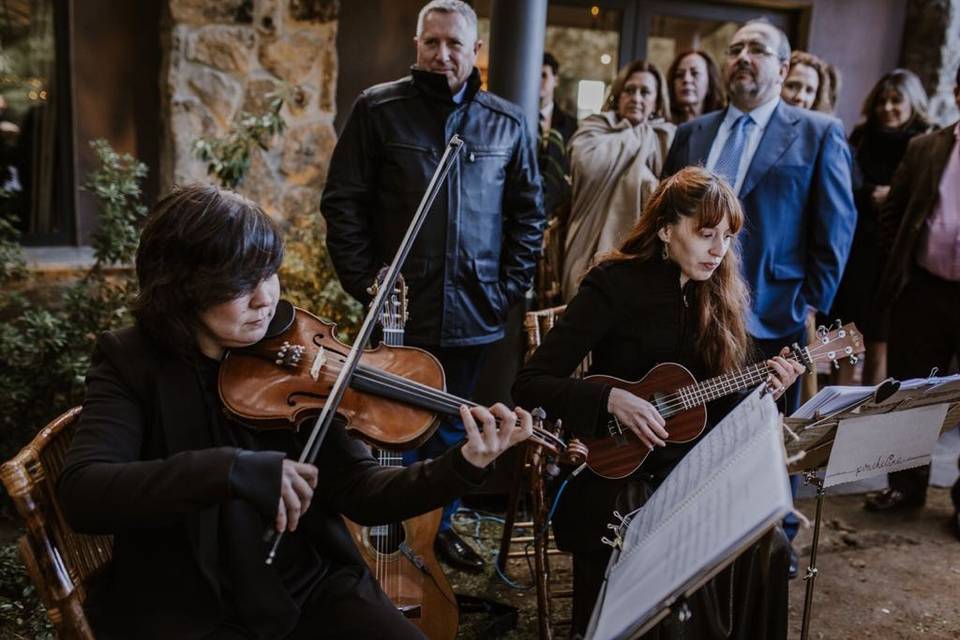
top-left (320, 0), bottom-right (544, 571)
top-left (865, 69), bottom-right (960, 539)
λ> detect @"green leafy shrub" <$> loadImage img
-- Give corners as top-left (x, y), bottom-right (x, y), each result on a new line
top-left (0, 141), bottom-right (144, 465)
top-left (0, 140), bottom-right (142, 639)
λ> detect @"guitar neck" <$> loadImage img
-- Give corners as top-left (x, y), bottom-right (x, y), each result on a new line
top-left (671, 353), bottom-right (806, 414)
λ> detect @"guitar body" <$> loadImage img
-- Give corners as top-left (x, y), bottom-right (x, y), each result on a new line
top-left (340, 272), bottom-right (458, 640)
top-left (580, 363), bottom-right (706, 480)
top-left (343, 511), bottom-right (458, 639)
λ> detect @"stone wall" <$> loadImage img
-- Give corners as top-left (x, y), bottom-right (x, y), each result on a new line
top-left (162, 0), bottom-right (339, 222)
top-left (902, 0), bottom-right (960, 126)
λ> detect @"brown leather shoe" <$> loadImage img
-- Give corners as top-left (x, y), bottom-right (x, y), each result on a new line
top-left (863, 488), bottom-right (925, 512)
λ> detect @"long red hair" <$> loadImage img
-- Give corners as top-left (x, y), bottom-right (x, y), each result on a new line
top-left (600, 167), bottom-right (751, 374)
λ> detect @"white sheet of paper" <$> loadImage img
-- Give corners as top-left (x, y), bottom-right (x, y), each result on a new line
top-left (586, 387), bottom-right (793, 640)
top-left (823, 403), bottom-right (948, 488)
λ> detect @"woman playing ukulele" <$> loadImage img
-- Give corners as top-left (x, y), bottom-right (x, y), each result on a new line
top-left (513, 167), bottom-right (804, 638)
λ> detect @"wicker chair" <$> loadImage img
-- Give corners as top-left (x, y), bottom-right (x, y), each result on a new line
top-left (1, 407), bottom-right (112, 639)
top-left (497, 305), bottom-right (585, 640)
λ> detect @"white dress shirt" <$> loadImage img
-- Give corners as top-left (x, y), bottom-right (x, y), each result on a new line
top-left (706, 97), bottom-right (781, 195)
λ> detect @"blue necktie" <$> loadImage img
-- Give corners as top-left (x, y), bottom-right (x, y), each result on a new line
top-left (713, 114), bottom-right (754, 191)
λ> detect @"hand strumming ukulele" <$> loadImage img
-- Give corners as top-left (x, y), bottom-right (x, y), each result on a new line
top-left (581, 322), bottom-right (864, 480)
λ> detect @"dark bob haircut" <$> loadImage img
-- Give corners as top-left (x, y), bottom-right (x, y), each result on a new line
top-left (132, 183), bottom-right (284, 359)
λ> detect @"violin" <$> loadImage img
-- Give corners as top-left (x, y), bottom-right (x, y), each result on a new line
top-left (218, 300), bottom-right (568, 455)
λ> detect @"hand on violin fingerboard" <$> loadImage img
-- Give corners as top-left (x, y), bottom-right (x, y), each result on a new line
top-left (460, 404), bottom-right (533, 469)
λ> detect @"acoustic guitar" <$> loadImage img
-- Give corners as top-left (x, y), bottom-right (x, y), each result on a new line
top-left (581, 322), bottom-right (865, 480)
top-left (342, 274), bottom-right (459, 640)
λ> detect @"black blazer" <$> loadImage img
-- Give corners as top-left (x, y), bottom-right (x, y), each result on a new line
top-left (58, 326), bottom-right (486, 638)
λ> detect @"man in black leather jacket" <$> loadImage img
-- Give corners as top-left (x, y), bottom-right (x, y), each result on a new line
top-left (320, 0), bottom-right (544, 572)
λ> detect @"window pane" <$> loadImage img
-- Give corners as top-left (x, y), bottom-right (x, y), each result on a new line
top-left (0, 0), bottom-right (69, 243)
top-left (474, 4), bottom-right (622, 120)
top-left (647, 14), bottom-right (740, 78)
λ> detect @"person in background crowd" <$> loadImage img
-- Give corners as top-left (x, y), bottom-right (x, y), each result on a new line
top-left (831, 69), bottom-right (931, 386)
top-left (539, 51), bottom-right (576, 219)
top-left (781, 50), bottom-right (838, 113)
top-left (560, 59), bottom-right (675, 301)
top-left (515, 167), bottom-right (803, 638)
top-left (540, 52), bottom-right (578, 151)
top-left (865, 68), bottom-right (960, 534)
top-left (536, 52), bottom-right (576, 305)
top-left (667, 49), bottom-right (726, 124)
top-left (321, 0), bottom-right (544, 573)
top-left (663, 19), bottom-right (857, 576)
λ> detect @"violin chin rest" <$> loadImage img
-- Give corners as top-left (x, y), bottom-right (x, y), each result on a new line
top-left (264, 299), bottom-right (296, 338)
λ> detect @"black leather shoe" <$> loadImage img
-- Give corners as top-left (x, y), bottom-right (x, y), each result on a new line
top-left (952, 512), bottom-right (960, 542)
top-left (863, 488), bottom-right (925, 512)
top-left (788, 545), bottom-right (799, 580)
top-left (435, 530), bottom-right (485, 573)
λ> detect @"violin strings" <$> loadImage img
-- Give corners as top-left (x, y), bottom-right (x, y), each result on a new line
top-left (306, 350), bottom-right (564, 449)
top-left (335, 354), bottom-right (566, 448)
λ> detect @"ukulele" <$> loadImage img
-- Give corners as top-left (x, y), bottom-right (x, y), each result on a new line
top-left (342, 274), bottom-right (459, 640)
top-left (581, 322), bottom-right (865, 480)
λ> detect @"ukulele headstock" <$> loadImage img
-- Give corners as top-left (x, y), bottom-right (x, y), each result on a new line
top-left (805, 320), bottom-right (865, 370)
top-left (369, 268), bottom-right (409, 343)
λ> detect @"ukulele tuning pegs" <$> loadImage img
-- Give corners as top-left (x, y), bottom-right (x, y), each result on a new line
top-left (849, 354), bottom-right (859, 365)
top-left (832, 359), bottom-right (840, 370)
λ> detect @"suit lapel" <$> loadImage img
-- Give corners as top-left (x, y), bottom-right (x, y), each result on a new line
top-left (690, 110), bottom-right (725, 165)
top-left (739, 102), bottom-right (800, 199)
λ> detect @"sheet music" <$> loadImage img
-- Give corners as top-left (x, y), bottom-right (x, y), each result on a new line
top-left (587, 387), bottom-right (793, 640)
top-left (824, 403), bottom-right (948, 488)
top-left (794, 374), bottom-right (960, 420)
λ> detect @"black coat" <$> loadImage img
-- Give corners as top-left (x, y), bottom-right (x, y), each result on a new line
top-left (831, 121), bottom-right (928, 338)
top-left (57, 326), bottom-right (487, 639)
top-left (321, 68), bottom-right (545, 347)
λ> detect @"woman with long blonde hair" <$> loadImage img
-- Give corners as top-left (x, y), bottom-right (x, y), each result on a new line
top-left (514, 166), bottom-right (803, 638)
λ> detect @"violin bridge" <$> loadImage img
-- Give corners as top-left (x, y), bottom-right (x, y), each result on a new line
top-left (310, 347), bottom-right (327, 381)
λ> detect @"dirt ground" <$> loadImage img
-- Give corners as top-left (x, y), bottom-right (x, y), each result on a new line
top-left (452, 487), bottom-right (960, 640)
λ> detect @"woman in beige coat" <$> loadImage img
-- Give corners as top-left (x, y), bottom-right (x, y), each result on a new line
top-left (561, 60), bottom-right (676, 301)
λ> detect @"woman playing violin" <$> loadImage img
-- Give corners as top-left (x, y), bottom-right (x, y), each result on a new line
top-left (58, 184), bottom-right (532, 639)
top-left (513, 166), bottom-right (804, 639)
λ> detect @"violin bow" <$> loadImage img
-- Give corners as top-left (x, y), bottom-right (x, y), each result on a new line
top-left (265, 135), bottom-right (466, 564)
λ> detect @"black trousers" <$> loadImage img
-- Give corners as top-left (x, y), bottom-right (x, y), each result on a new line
top-left (753, 329), bottom-right (806, 540)
top-left (402, 343), bottom-right (490, 530)
top-left (886, 268), bottom-right (960, 509)
top-left (212, 564), bottom-right (426, 640)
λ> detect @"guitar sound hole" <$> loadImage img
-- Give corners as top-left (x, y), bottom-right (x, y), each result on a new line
top-left (367, 522), bottom-right (406, 555)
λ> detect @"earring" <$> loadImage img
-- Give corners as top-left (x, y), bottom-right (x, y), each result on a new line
top-left (661, 243), bottom-right (669, 260)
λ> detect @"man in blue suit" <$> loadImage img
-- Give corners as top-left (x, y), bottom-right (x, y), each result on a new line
top-left (664, 20), bottom-right (855, 403)
top-left (663, 19), bottom-right (856, 573)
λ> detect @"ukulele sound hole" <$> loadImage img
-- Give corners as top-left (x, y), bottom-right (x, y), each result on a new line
top-left (366, 522), bottom-right (406, 555)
